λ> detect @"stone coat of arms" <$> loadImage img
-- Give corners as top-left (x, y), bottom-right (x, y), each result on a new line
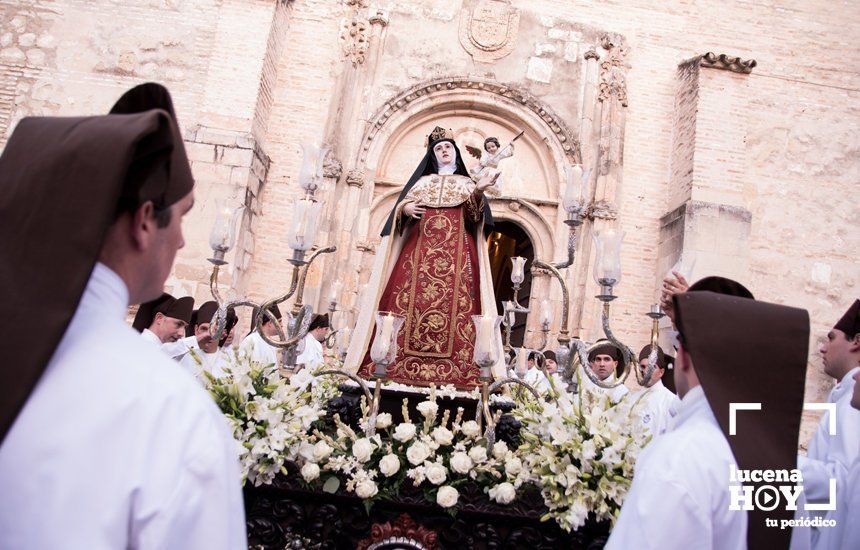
top-left (459, 0), bottom-right (520, 63)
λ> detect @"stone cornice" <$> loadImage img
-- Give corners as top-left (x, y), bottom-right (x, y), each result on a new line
top-left (680, 52), bottom-right (757, 74)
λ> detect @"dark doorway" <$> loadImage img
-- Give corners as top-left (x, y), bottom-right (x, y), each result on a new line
top-left (486, 221), bottom-right (534, 348)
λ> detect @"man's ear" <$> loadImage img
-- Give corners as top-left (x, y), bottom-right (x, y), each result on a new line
top-left (850, 333), bottom-right (860, 353)
top-left (131, 201), bottom-right (157, 251)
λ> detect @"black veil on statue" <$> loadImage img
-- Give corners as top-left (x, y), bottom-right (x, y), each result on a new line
top-left (380, 133), bottom-right (494, 237)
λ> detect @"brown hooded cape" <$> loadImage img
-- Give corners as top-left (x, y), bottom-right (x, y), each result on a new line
top-left (0, 83), bottom-right (193, 444)
top-left (674, 291), bottom-right (809, 550)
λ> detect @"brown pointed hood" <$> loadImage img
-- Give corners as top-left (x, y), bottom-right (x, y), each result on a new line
top-left (673, 291), bottom-right (809, 550)
top-left (0, 83), bottom-right (193, 444)
top-left (834, 299), bottom-right (859, 339)
top-left (132, 293), bottom-right (194, 331)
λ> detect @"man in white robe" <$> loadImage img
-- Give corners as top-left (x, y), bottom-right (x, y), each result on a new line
top-left (815, 368), bottom-right (860, 550)
top-left (180, 301), bottom-right (236, 379)
top-left (0, 83), bottom-right (246, 549)
top-left (239, 304), bottom-right (283, 366)
top-left (632, 344), bottom-right (680, 437)
top-left (521, 351), bottom-right (549, 393)
top-left (296, 313), bottom-right (330, 371)
top-left (801, 299), bottom-right (860, 548)
top-left (582, 341), bottom-right (629, 402)
top-left (132, 293), bottom-right (194, 346)
top-left (608, 288), bottom-right (810, 550)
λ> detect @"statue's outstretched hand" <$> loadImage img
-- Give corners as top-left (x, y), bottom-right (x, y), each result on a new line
top-left (476, 171), bottom-right (500, 192)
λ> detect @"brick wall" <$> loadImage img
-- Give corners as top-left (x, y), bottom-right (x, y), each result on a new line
top-left (1, 0), bottom-right (858, 443)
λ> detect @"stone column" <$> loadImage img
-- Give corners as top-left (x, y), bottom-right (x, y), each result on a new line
top-left (575, 35), bottom-right (628, 341)
top-left (311, 3), bottom-right (390, 314)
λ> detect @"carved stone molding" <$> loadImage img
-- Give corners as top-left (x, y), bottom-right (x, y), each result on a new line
top-left (369, 9), bottom-right (389, 27)
top-left (323, 151), bottom-right (343, 179)
top-left (588, 200), bottom-right (618, 220)
top-left (583, 48), bottom-right (599, 61)
top-left (346, 169), bottom-right (365, 187)
top-left (598, 35), bottom-right (629, 107)
top-left (700, 52), bottom-right (757, 73)
top-left (458, 0), bottom-right (520, 63)
top-left (340, 16), bottom-right (370, 65)
top-left (360, 76), bottom-right (579, 163)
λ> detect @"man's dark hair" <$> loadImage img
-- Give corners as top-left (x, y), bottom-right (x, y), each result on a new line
top-left (153, 203), bottom-right (172, 228)
top-left (114, 199), bottom-right (172, 228)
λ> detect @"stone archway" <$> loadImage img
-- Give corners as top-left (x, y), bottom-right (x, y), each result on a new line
top-left (359, 76), bottom-right (580, 179)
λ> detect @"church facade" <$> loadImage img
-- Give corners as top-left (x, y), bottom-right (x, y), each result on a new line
top-left (1, 0), bottom-right (857, 443)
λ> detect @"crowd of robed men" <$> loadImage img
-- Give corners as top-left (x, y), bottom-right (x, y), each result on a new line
top-left (0, 83), bottom-right (857, 550)
top-left (132, 292), bottom-right (330, 380)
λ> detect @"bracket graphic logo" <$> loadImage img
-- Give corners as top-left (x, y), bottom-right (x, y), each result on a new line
top-left (727, 402), bottom-right (837, 515)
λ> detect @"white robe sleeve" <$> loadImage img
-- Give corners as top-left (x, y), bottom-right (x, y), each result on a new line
top-left (130, 393), bottom-right (246, 549)
top-left (799, 394), bottom-right (860, 503)
top-left (607, 478), bottom-right (712, 549)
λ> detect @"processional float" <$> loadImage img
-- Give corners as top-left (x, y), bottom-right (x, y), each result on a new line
top-left (201, 143), bottom-right (669, 442)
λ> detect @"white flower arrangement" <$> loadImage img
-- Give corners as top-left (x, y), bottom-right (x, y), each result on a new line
top-left (514, 378), bottom-right (649, 531)
top-left (298, 386), bottom-right (520, 512)
top-left (204, 352), bottom-right (649, 531)
top-left (202, 347), bottom-right (336, 486)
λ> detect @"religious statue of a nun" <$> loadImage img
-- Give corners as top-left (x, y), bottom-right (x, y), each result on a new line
top-left (345, 126), bottom-right (505, 388)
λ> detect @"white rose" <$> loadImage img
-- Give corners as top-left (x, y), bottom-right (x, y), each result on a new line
top-left (431, 426), bottom-right (454, 447)
top-left (504, 456), bottom-right (523, 476)
top-left (355, 479), bottom-right (378, 499)
top-left (436, 485), bottom-right (459, 508)
top-left (300, 462), bottom-right (320, 482)
top-left (468, 445), bottom-right (488, 463)
top-left (379, 454), bottom-right (401, 477)
top-left (492, 440), bottom-right (509, 460)
top-left (460, 420), bottom-right (481, 438)
top-left (297, 441), bottom-right (316, 463)
top-left (449, 451), bottom-right (473, 474)
top-left (488, 482), bottom-right (516, 504)
top-left (425, 462), bottom-right (448, 485)
top-left (393, 423), bottom-right (417, 442)
top-left (352, 438), bottom-right (375, 463)
top-left (375, 413), bottom-right (393, 429)
top-left (416, 400), bottom-right (439, 419)
top-left (313, 440), bottom-right (333, 462)
top-left (406, 441), bottom-right (432, 465)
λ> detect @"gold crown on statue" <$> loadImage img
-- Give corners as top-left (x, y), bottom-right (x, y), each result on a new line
top-left (426, 126), bottom-right (455, 147)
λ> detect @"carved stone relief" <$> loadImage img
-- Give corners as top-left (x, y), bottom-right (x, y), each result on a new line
top-left (360, 76), bottom-right (579, 163)
top-left (458, 0), bottom-right (520, 63)
top-left (341, 17), bottom-right (370, 65)
top-left (323, 150), bottom-right (343, 179)
top-left (346, 169), bottom-right (365, 188)
top-left (598, 35), bottom-right (629, 107)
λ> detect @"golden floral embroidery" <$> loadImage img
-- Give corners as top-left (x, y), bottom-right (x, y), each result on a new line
top-left (405, 175), bottom-right (476, 208)
top-left (360, 178), bottom-right (482, 388)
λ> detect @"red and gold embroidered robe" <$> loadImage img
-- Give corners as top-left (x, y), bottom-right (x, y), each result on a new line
top-left (352, 174), bottom-right (493, 389)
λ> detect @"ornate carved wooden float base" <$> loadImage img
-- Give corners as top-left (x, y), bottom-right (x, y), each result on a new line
top-left (244, 472), bottom-right (610, 549)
